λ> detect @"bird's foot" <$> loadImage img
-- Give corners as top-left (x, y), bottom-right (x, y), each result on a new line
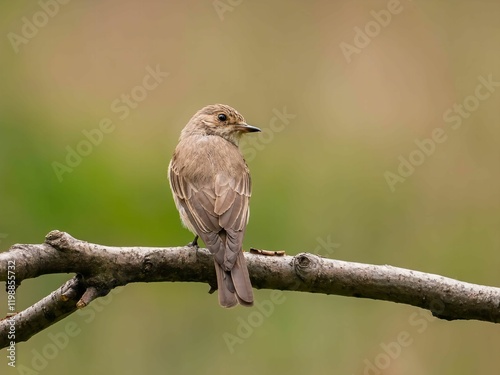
top-left (188, 235), bottom-right (199, 257)
top-left (188, 235), bottom-right (199, 249)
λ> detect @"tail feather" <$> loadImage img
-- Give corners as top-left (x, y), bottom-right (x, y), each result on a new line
top-left (214, 252), bottom-right (253, 308)
top-left (214, 262), bottom-right (237, 308)
top-left (231, 252), bottom-right (253, 306)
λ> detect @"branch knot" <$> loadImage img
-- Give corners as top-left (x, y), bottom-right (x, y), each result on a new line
top-left (293, 253), bottom-right (322, 281)
top-left (45, 230), bottom-right (75, 251)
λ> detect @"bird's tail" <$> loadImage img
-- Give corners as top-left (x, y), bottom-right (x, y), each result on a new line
top-left (214, 251), bottom-right (253, 308)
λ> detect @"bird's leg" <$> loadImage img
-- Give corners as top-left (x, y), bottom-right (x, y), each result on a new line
top-left (188, 235), bottom-right (199, 248)
top-left (188, 235), bottom-right (199, 258)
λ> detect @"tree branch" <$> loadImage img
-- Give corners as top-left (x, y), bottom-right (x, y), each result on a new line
top-left (1, 230), bottom-right (499, 348)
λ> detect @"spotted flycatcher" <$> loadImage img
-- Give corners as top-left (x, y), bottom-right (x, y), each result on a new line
top-left (168, 104), bottom-right (260, 307)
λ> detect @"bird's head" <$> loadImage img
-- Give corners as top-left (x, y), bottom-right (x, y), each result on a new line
top-left (181, 104), bottom-right (261, 145)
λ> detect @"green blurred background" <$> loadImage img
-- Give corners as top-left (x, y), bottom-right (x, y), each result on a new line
top-left (1, 0), bottom-right (499, 374)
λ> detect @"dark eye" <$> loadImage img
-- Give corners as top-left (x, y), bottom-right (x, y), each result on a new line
top-left (217, 113), bottom-right (227, 122)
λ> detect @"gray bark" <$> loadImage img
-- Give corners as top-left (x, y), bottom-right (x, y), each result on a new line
top-left (1, 230), bottom-right (499, 349)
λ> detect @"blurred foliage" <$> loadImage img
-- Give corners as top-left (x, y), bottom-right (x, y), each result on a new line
top-left (1, 1), bottom-right (499, 374)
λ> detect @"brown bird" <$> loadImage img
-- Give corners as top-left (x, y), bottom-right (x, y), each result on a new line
top-left (168, 104), bottom-right (260, 307)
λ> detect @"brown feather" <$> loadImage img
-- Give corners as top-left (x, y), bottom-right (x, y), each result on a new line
top-left (168, 104), bottom-right (257, 307)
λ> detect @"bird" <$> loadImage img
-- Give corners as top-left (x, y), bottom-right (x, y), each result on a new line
top-left (168, 104), bottom-right (260, 307)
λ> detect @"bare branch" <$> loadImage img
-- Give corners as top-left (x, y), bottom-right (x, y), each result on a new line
top-left (1, 230), bottom-right (499, 349)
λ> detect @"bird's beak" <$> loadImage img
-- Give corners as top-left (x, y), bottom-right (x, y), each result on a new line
top-left (234, 123), bottom-right (261, 133)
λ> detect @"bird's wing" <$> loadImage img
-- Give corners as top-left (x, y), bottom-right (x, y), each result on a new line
top-left (214, 172), bottom-right (251, 231)
top-left (212, 171), bottom-right (251, 269)
top-left (169, 157), bottom-right (251, 270)
top-left (169, 159), bottom-right (219, 234)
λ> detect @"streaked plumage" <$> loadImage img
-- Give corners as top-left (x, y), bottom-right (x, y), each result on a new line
top-left (168, 104), bottom-right (260, 307)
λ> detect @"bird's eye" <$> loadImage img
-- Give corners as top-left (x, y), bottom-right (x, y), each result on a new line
top-left (217, 113), bottom-right (227, 122)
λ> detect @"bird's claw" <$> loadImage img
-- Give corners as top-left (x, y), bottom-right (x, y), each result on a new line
top-left (188, 235), bottom-right (199, 249)
top-left (188, 235), bottom-right (199, 257)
